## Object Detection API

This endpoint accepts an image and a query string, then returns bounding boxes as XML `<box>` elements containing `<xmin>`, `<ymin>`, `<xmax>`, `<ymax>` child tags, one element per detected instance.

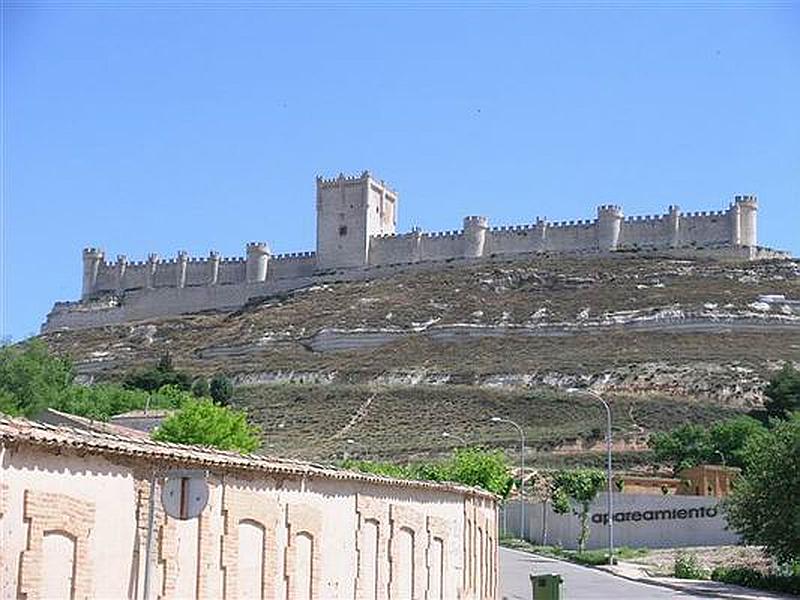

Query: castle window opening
<box><xmin>339</xmin><ymin>226</ymin><xmax>348</xmax><ymax>237</ymax></box>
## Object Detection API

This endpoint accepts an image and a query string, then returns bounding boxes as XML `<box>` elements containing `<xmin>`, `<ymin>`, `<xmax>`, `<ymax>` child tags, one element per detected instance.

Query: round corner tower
<box><xmin>463</xmin><ymin>215</ymin><xmax>489</xmax><ymax>258</ymax></box>
<box><xmin>245</xmin><ymin>242</ymin><xmax>271</xmax><ymax>283</ymax></box>
<box><xmin>596</xmin><ymin>205</ymin><xmax>624</xmax><ymax>251</ymax></box>
<box><xmin>732</xmin><ymin>195</ymin><xmax>758</xmax><ymax>247</ymax></box>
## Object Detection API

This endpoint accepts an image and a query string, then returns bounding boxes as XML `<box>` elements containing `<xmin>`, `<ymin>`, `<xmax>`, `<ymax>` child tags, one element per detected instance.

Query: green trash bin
<box><xmin>530</xmin><ymin>573</ymin><xmax>564</xmax><ymax>600</ymax></box>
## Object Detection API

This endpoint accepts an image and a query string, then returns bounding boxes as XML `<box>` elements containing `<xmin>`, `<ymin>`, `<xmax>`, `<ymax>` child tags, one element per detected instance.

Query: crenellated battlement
<box><xmin>246</xmin><ymin>241</ymin><xmax>270</xmax><ymax>251</ymax></box>
<box><xmin>59</xmin><ymin>171</ymin><xmax>777</xmax><ymax>330</ymax></box>
<box><xmin>273</xmin><ymin>251</ymin><xmax>316</xmax><ymax>260</ymax></box>
<box><xmin>624</xmin><ymin>214</ymin><xmax>668</xmax><ymax>222</ymax></box>
<box><xmin>315</xmin><ymin>170</ymin><xmax>397</xmax><ymax>195</ymax></box>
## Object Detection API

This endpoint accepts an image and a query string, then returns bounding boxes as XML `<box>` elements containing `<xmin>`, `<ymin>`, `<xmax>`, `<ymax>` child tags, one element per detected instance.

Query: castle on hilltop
<box><xmin>45</xmin><ymin>171</ymin><xmax>783</xmax><ymax>331</ymax></box>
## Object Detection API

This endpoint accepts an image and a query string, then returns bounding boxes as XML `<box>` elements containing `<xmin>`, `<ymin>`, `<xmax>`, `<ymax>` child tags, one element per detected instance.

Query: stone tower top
<box><xmin>315</xmin><ymin>171</ymin><xmax>397</xmax><ymax>270</ymax></box>
<box><xmin>733</xmin><ymin>194</ymin><xmax>758</xmax><ymax>207</ymax></box>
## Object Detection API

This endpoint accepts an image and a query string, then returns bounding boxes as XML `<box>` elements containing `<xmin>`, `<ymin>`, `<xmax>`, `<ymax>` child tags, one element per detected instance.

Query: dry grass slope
<box><xmin>233</xmin><ymin>383</ymin><xmax>741</xmax><ymax>464</ymax></box>
<box><xmin>40</xmin><ymin>255</ymin><xmax>800</xmax><ymax>462</ymax></box>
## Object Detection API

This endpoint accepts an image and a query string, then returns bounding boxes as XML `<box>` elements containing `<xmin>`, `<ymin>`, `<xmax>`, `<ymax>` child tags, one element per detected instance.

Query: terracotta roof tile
<box><xmin>0</xmin><ymin>415</ymin><xmax>496</xmax><ymax>500</ymax></box>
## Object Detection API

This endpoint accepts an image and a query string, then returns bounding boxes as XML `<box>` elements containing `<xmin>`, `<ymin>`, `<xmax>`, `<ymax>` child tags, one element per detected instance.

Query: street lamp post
<box><xmin>568</xmin><ymin>388</ymin><xmax>614</xmax><ymax>565</ymax></box>
<box><xmin>442</xmin><ymin>431</ymin><xmax>467</xmax><ymax>446</ymax></box>
<box><xmin>490</xmin><ymin>417</ymin><xmax>526</xmax><ymax>540</ymax></box>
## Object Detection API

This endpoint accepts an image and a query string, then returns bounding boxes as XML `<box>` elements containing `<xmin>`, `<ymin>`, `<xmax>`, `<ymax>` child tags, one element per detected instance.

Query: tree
<box><xmin>708</xmin><ymin>416</ymin><xmax>768</xmax><ymax>469</ymax></box>
<box><xmin>650</xmin><ymin>417</ymin><xmax>769</xmax><ymax>472</ymax></box>
<box><xmin>57</xmin><ymin>384</ymin><xmax>152</xmax><ymax>421</ymax></box>
<box><xmin>152</xmin><ymin>399</ymin><xmax>262</xmax><ymax>453</ymax></box>
<box><xmin>210</xmin><ymin>375</ymin><xmax>233</xmax><ymax>406</ymax></box>
<box><xmin>551</xmin><ymin>468</ymin><xmax>607</xmax><ymax>553</ymax></box>
<box><xmin>191</xmin><ymin>377</ymin><xmax>210</xmax><ymax>398</ymax></box>
<box><xmin>442</xmin><ymin>447</ymin><xmax>514</xmax><ymax>498</ymax></box>
<box><xmin>123</xmin><ymin>353</ymin><xmax>192</xmax><ymax>392</ymax></box>
<box><xmin>648</xmin><ymin>424</ymin><xmax>713</xmax><ymax>472</ymax></box>
<box><xmin>0</xmin><ymin>339</ymin><xmax>73</xmax><ymax>417</ymax></box>
<box><xmin>0</xmin><ymin>343</ymin><xmax>199</xmax><ymax>422</ymax></box>
<box><xmin>763</xmin><ymin>364</ymin><xmax>800</xmax><ymax>419</ymax></box>
<box><xmin>342</xmin><ymin>447</ymin><xmax>514</xmax><ymax>497</ymax></box>
<box><xmin>723</xmin><ymin>413</ymin><xmax>800</xmax><ymax>564</ymax></box>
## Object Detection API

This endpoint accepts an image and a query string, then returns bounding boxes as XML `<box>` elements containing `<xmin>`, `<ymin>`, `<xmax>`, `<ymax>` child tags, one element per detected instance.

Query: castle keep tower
<box><xmin>596</xmin><ymin>205</ymin><xmax>624</xmax><ymax>251</ymax></box>
<box><xmin>81</xmin><ymin>248</ymin><xmax>104</xmax><ymax>299</ymax></box>
<box><xmin>315</xmin><ymin>171</ymin><xmax>397</xmax><ymax>269</ymax></box>
<box><xmin>732</xmin><ymin>195</ymin><xmax>758</xmax><ymax>247</ymax></box>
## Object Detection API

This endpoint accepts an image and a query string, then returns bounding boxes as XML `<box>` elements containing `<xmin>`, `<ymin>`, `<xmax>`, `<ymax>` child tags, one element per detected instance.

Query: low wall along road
<box><xmin>502</xmin><ymin>493</ymin><xmax>740</xmax><ymax>550</ymax></box>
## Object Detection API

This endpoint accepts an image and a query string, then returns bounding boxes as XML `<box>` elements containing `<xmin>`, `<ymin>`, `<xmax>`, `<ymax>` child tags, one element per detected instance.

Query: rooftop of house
<box><xmin>0</xmin><ymin>415</ymin><xmax>496</xmax><ymax>500</ymax></box>
<box><xmin>35</xmin><ymin>408</ymin><xmax>150</xmax><ymax>439</ymax></box>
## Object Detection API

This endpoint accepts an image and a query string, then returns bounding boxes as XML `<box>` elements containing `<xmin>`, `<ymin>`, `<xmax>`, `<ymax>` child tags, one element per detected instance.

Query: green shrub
<box><xmin>0</xmin><ymin>341</ymin><xmax>191</xmax><ymax>421</ymax></box>
<box><xmin>343</xmin><ymin>447</ymin><xmax>513</xmax><ymax>497</ymax></box>
<box><xmin>711</xmin><ymin>566</ymin><xmax>800</xmax><ymax>595</ymax></box>
<box><xmin>763</xmin><ymin>364</ymin><xmax>800</xmax><ymax>419</ymax></box>
<box><xmin>444</xmin><ymin>447</ymin><xmax>514</xmax><ymax>497</ymax></box>
<box><xmin>673</xmin><ymin>552</ymin><xmax>708</xmax><ymax>580</ymax></box>
<box><xmin>152</xmin><ymin>399</ymin><xmax>262</xmax><ymax>453</ymax></box>
<box><xmin>191</xmin><ymin>377</ymin><xmax>210</xmax><ymax>398</ymax></box>
<box><xmin>0</xmin><ymin>339</ymin><xmax>73</xmax><ymax>417</ymax></box>
<box><xmin>649</xmin><ymin>415</ymin><xmax>768</xmax><ymax>472</ymax></box>
<box><xmin>341</xmin><ymin>459</ymin><xmax>411</xmax><ymax>479</ymax></box>
<box><xmin>210</xmin><ymin>375</ymin><xmax>234</xmax><ymax>406</ymax></box>
<box><xmin>123</xmin><ymin>352</ymin><xmax>192</xmax><ymax>392</ymax></box>
<box><xmin>56</xmin><ymin>385</ymin><xmax>151</xmax><ymax>421</ymax></box>
<box><xmin>724</xmin><ymin>413</ymin><xmax>800</xmax><ymax>564</ymax></box>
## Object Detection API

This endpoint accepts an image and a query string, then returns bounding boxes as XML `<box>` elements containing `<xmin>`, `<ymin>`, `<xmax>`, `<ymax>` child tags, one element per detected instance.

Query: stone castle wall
<box><xmin>45</xmin><ymin>171</ymin><xmax>773</xmax><ymax>331</ymax></box>
<box><xmin>367</xmin><ymin>201</ymin><xmax>757</xmax><ymax>268</ymax></box>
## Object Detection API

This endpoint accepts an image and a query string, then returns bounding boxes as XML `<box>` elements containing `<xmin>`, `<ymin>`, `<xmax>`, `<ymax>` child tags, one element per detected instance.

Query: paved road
<box><xmin>499</xmin><ymin>547</ymin><xmax>709</xmax><ymax>600</ymax></box>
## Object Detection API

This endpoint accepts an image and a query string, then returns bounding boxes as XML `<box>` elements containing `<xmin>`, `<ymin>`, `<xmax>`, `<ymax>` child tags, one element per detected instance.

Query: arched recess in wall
<box><xmin>478</xmin><ymin>525</ymin><xmax>485</xmax><ymax>599</ymax></box>
<box><xmin>463</xmin><ymin>498</ymin><xmax>496</xmax><ymax>599</ymax></box>
<box><xmin>360</xmin><ymin>519</ymin><xmax>380</xmax><ymax>600</ymax></box>
<box><xmin>388</xmin><ymin>504</ymin><xmax>427</xmax><ymax>599</ymax></box>
<box><xmin>394</xmin><ymin>526</ymin><xmax>415</xmax><ymax>599</ymax></box>
<box><xmin>355</xmin><ymin>494</ymin><xmax>390</xmax><ymax>600</ymax></box>
<box><xmin>292</xmin><ymin>532</ymin><xmax>314</xmax><ymax>600</ymax></box>
<box><xmin>426</xmin><ymin>515</ymin><xmax>451</xmax><ymax>600</ymax></box>
<box><xmin>428</xmin><ymin>536</ymin><xmax>444</xmax><ymax>600</ymax></box>
<box><xmin>220</xmin><ymin>487</ymin><xmax>280</xmax><ymax>600</ymax></box>
<box><xmin>42</xmin><ymin>530</ymin><xmax>77</xmax><ymax>599</ymax></box>
<box><xmin>238</xmin><ymin>519</ymin><xmax>266</xmax><ymax>600</ymax></box>
<box><xmin>18</xmin><ymin>490</ymin><xmax>95</xmax><ymax>599</ymax></box>
<box><xmin>285</xmin><ymin>504</ymin><xmax>322</xmax><ymax>600</ymax></box>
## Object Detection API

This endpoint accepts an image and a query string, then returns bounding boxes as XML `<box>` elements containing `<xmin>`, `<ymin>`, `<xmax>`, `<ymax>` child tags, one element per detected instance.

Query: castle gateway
<box><xmin>45</xmin><ymin>171</ymin><xmax>781</xmax><ymax>331</ymax></box>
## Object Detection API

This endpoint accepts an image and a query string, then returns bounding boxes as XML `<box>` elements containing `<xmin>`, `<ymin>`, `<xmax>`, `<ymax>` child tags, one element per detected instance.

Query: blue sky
<box><xmin>3</xmin><ymin>2</ymin><xmax>799</xmax><ymax>340</ymax></box>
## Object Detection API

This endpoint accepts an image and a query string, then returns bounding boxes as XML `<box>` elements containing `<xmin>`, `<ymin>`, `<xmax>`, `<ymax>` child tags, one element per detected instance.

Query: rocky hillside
<box><xmin>42</xmin><ymin>254</ymin><xmax>800</xmax><ymax>462</ymax></box>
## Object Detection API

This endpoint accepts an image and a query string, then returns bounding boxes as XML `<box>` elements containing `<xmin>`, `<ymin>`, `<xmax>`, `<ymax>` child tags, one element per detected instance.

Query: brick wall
<box><xmin>2</xmin><ymin>441</ymin><xmax>498</xmax><ymax>599</ymax></box>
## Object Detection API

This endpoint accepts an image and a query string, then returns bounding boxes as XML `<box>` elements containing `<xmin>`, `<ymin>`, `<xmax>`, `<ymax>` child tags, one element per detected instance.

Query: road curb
<box><xmin>594</xmin><ymin>566</ymin><xmax>736</xmax><ymax>599</ymax></box>
<box><xmin>500</xmin><ymin>546</ymin><xmax>789</xmax><ymax>600</ymax></box>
